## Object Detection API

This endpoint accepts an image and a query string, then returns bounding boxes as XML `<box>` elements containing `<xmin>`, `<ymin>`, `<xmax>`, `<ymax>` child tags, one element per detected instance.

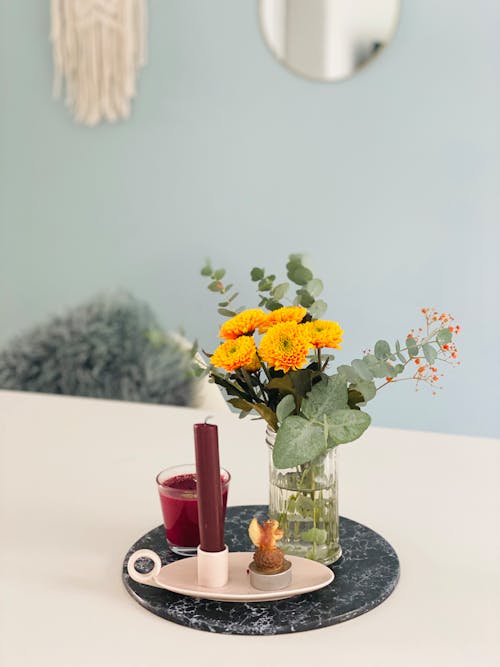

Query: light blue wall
<box><xmin>1</xmin><ymin>1</ymin><xmax>499</xmax><ymax>438</ymax></box>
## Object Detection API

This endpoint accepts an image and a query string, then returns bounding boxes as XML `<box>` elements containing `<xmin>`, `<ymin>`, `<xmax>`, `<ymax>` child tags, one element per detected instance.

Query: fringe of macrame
<box><xmin>50</xmin><ymin>0</ymin><xmax>148</xmax><ymax>126</ymax></box>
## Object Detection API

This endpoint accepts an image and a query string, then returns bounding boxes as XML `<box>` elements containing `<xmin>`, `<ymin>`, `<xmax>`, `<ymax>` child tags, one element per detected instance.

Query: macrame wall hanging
<box><xmin>50</xmin><ymin>0</ymin><xmax>148</xmax><ymax>127</ymax></box>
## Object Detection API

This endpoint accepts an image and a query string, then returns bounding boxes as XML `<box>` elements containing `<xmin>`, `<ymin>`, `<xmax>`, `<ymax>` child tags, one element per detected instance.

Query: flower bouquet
<box><xmin>198</xmin><ymin>254</ymin><xmax>460</xmax><ymax>564</ymax></box>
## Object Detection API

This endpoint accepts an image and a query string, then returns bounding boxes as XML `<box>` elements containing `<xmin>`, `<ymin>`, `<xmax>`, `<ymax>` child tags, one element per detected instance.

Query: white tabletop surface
<box><xmin>1</xmin><ymin>390</ymin><xmax>499</xmax><ymax>666</ymax></box>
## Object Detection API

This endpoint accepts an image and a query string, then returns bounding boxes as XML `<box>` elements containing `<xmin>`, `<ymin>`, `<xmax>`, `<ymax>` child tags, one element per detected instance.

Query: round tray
<box><xmin>122</xmin><ymin>505</ymin><xmax>400</xmax><ymax>635</ymax></box>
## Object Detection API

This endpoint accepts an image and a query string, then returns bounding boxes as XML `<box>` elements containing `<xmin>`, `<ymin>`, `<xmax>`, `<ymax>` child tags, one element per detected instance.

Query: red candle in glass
<box><xmin>194</xmin><ymin>422</ymin><xmax>225</xmax><ymax>552</ymax></box>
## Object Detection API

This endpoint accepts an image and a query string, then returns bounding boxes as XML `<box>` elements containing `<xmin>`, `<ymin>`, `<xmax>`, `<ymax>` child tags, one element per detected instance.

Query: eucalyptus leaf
<box><xmin>436</xmin><ymin>328</ymin><xmax>452</xmax><ymax>346</ymax></box>
<box><xmin>422</xmin><ymin>342</ymin><xmax>438</xmax><ymax>364</ymax></box>
<box><xmin>347</xmin><ymin>389</ymin><xmax>364</xmax><ymax>409</ymax></box>
<box><xmin>309</xmin><ymin>299</ymin><xmax>327</xmax><ymax>319</ymax></box>
<box><xmin>296</xmin><ymin>495</ymin><xmax>315</xmax><ymax>515</ymax></box>
<box><xmin>374</xmin><ymin>340</ymin><xmax>391</xmax><ymax>361</ymax></box>
<box><xmin>213</xmin><ymin>269</ymin><xmax>226</xmax><ymax>280</ymax></box>
<box><xmin>201</xmin><ymin>264</ymin><xmax>212</xmax><ymax>276</ymax></box>
<box><xmin>301</xmin><ymin>528</ymin><xmax>327</xmax><ymax>544</ymax></box>
<box><xmin>301</xmin><ymin>375</ymin><xmax>348</xmax><ymax>422</ymax></box>
<box><xmin>271</xmin><ymin>282</ymin><xmax>289</xmax><ymax>300</ymax></box>
<box><xmin>296</xmin><ymin>288</ymin><xmax>315</xmax><ymax>308</ymax></box>
<box><xmin>251</xmin><ymin>267</ymin><xmax>264</xmax><ymax>281</ymax></box>
<box><xmin>406</xmin><ymin>336</ymin><xmax>419</xmax><ymax>357</ymax></box>
<box><xmin>326</xmin><ymin>409</ymin><xmax>371</xmax><ymax>447</ymax></box>
<box><xmin>208</xmin><ymin>280</ymin><xmax>222</xmax><ymax>292</ymax></box>
<box><xmin>351</xmin><ymin>380</ymin><xmax>376</xmax><ymax>402</ymax></box>
<box><xmin>217</xmin><ymin>308</ymin><xmax>236</xmax><ymax>317</ymax></box>
<box><xmin>337</xmin><ymin>364</ymin><xmax>360</xmax><ymax>384</ymax></box>
<box><xmin>273</xmin><ymin>416</ymin><xmax>327</xmax><ymax>468</ymax></box>
<box><xmin>351</xmin><ymin>358</ymin><xmax>374</xmax><ymax>381</ymax></box>
<box><xmin>306</xmin><ymin>279</ymin><xmax>323</xmax><ymax>297</ymax></box>
<box><xmin>289</xmin><ymin>266</ymin><xmax>313</xmax><ymax>286</ymax></box>
<box><xmin>258</xmin><ymin>278</ymin><xmax>273</xmax><ymax>292</ymax></box>
<box><xmin>276</xmin><ymin>394</ymin><xmax>296</xmax><ymax>423</ymax></box>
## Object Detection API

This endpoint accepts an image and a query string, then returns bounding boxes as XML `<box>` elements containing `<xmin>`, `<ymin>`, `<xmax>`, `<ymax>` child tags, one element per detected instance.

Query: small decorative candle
<box><xmin>193</xmin><ymin>422</ymin><xmax>225</xmax><ymax>553</ymax></box>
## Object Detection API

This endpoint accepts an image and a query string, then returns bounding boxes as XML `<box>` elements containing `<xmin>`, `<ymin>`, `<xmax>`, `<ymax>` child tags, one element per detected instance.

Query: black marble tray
<box><xmin>122</xmin><ymin>505</ymin><xmax>399</xmax><ymax>635</ymax></box>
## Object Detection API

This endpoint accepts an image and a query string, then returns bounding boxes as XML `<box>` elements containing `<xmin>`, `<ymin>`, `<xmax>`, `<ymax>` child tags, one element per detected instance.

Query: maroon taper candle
<box><xmin>193</xmin><ymin>422</ymin><xmax>224</xmax><ymax>552</ymax></box>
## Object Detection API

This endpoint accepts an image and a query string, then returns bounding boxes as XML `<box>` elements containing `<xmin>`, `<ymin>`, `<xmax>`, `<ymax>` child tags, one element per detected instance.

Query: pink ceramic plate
<box><xmin>127</xmin><ymin>550</ymin><xmax>334</xmax><ymax>602</ymax></box>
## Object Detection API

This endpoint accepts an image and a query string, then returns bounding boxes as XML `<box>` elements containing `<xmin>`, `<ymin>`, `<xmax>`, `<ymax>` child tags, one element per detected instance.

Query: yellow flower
<box><xmin>258</xmin><ymin>306</ymin><xmax>307</xmax><ymax>333</ymax></box>
<box><xmin>259</xmin><ymin>321</ymin><xmax>311</xmax><ymax>373</ymax></box>
<box><xmin>218</xmin><ymin>309</ymin><xmax>266</xmax><ymax>340</ymax></box>
<box><xmin>210</xmin><ymin>337</ymin><xmax>259</xmax><ymax>372</ymax></box>
<box><xmin>304</xmin><ymin>320</ymin><xmax>343</xmax><ymax>349</ymax></box>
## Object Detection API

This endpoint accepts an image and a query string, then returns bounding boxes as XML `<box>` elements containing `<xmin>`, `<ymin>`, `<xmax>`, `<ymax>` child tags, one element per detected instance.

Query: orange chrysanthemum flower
<box><xmin>258</xmin><ymin>306</ymin><xmax>307</xmax><ymax>333</ymax></box>
<box><xmin>259</xmin><ymin>321</ymin><xmax>311</xmax><ymax>373</ymax></box>
<box><xmin>304</xmin><ymin>320</ymin><xmax>343</xmax><ymax>349</ymax></box>
<box><xmin>210</xmin><ymin>337</ymin><xmax>259</xmax><ymax>372</ymax></box>
<box><xmin>218</xmin><ymin>309</ymin><xmax>266</xmax><ymax>340</ymax></box>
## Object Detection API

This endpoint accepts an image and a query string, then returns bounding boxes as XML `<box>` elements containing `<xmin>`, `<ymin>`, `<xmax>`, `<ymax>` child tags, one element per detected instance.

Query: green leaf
<box><xmin>288</xmin><ymin>265</ymin><xmax>313</xmax><ymax>286</ymax></box>
<box><xmin>201</xmin><ymin>264</ymin><xmax>212</xmax><ymax>277</ymax></box>
<box><xmin>270</xmin><ymin>282</ymin><xmax>289</xmax><ymax>300</ymax></box>
<box><xmin>347</xmin><ymin>389</ymin><xmax>364</xmax><ymax>409</ymax></box>
<box><xmin>252</xmin><ymin>404</ymin><xmax>278</xmax><ymax>431</ymax></box>
<box><xmin>374</xmin><ymin>340</ymin><xmax>391</xmax><ymax>361</ymax></box>
<box><xmin>228</xmin><ymin>397</ymin><xmax>254</xmax><ymax>413</ymax></box>
<box><xmin>227</xmin><ymin>292</ymin><xmax>239</xmax><ymax>304</ymax></box>
<box><xmin>383</xmin><ymin>363</ymin><xmax>398</xmax><ymax>378</ymax></box>
<box><xmin>422</xmin><ymin>342</ymin><xmax>438</xmax><ymax>364</ymax></box>
<box><xmin>351</xmin><ymin>380</ymin><xmax>376</xmax><ymax>402</ymax></box>
<box><xmin>406</xmin><ymin>336</ymin><xmax>419</xmax><ymax>357</ymax></box>
<box><xmin>266</xmin><ymin>375</ymin><xmax>294</xmax><ymax>395</ymax></box>
<box><xmin>301</xmin><ymin>528</ymin><xmax>327</xmax><ymax>544</ymax></box>
<box><xmin>251</xmin><ymin>267</ymin><xmax>264</xmax><ymax>281</ymax></box>
<box><xmin>217</xmin><ymin>308</ymin><xmax>236</xmax><ymax>317</ymax></box>
<box><xmin>296</xmin><ymin>288</ymin><xmax>315</xmax><ymax>308</ymax></box>
<box><xmin>266</xmin><ymin>300</ymin><xmax>283</xmax><ymax>311</ymax></box>
<box><xmin>395</xmin><ymin>340</ymin><xmax>406</xmax><ymax>364</ymax></box>
<box><xmin>213</xmin><ymin>269</ymin><xmax>226</xmax><ymax>280</ymax></box>
<box><xmin>309</xmin><ymin>299</ymin><xmax>327</xmax><ymax>319</ymax></box>
<box><xmin>301</xmin><ymin>375</ymin><xmax>348</xmax><ymax>421</ymax></box>
<box><xmin>351</xmin><ymin>358</ymin><xmax>374</xmax><ymax>381</ymax></box>
<box><xmin>326</xmin><ymin>409</ymin><xmax>371</xmax><ymax>447</ymax></box>
<box><xmin>276</xmin><ymin>394</ymin><xmax>296</xmax><ymax>423</ymax></box>
<box><xmin>295</xmin><ymin>495</ymin><xmax>314</xmax><ymax>516</ymax></box>
<box><xmin>394</xmin><ymin>363</ymin><xmax>405</xmax><ymax>375</ymax></box>
<box><xmin>290</xmin><ymin>369</ymin><xmax>316</xmax><ymax>399</ymax></box>
<box><xmin>436</xmin><ymin>328</ymin><xmax>452</xmax><ymax>346</ymax></box>
<box><xmin>211</xmin><ymin>374</ymin><xmax>248</xmax><ymax>399</ymax></box>
<box><xmin>208</xmin><ymin>280</ymin><xmax>223</xmax><ymax>292</ymax></box>
<box><xmin>337</xmin><ymin>364</ymin><xmax>360</xmax><ymax>384</ymax></box>
<box><xmin>306</xmin><ymin>278</ymin><xmax>323</xmax><ymax>297</ymax></box>
<box><xmin>273</xmin><ymin>417</ymin><xmax>326</xmax><ymax>468</ymax></box>
<box><xmin>258</xmin><ymin>277</ymin><xmax>274</xmax><ymax>292</ymax></box>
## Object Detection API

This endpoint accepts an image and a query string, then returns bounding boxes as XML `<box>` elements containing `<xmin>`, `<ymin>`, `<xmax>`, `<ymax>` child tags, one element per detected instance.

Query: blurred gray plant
<box><xmin>0</xmin><ymin>292</ymin><xmax>195</xmax><ymax>406</ymax></box>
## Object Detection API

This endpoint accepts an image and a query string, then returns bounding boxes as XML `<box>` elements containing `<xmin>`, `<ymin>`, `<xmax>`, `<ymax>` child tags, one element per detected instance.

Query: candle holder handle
<box><xmin>127</xmin><ymin>549</ymin><xmax>163</xmax><ymax>587</ymax></box>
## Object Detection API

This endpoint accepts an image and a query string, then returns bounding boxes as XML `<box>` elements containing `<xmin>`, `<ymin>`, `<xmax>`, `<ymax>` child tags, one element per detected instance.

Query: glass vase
<box><xmin>267</xmin><ymin>427</ymin><xmax>342</xmax><ymax>565</ymax></box>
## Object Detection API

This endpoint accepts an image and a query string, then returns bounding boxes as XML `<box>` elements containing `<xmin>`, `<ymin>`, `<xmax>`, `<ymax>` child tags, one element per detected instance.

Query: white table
<box><xmin>1</xmin><ymin>390</ymin><xmax>499</xmax><ymax>666</ymax></box>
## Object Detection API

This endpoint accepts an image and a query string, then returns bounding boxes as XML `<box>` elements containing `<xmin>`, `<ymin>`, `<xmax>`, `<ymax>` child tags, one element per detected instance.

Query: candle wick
<box><xmin>204</xmin><ymin>415</ymin><xmax>214</xmax><ymax>424</ymax></box>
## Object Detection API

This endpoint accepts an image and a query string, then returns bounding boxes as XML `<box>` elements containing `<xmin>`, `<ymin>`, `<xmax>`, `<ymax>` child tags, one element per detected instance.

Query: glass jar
<box><xmin>267</xmin><ymin>427</ymin><xmax>341</xmax><ymax>565</ymax></box>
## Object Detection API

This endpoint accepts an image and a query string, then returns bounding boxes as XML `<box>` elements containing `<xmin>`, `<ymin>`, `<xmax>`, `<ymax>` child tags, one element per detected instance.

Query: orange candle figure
<box><xmin>248</xmin><ymin>518</ymin><xmax>292</xmax><ymax>590</ymax></box>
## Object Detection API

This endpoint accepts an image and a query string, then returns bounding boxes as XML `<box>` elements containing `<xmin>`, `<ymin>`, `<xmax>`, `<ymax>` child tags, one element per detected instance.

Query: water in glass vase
<box><xmin>267</xmin><ymin>430</ymin><xmax>342</xmax><ymax>565</ymax></box>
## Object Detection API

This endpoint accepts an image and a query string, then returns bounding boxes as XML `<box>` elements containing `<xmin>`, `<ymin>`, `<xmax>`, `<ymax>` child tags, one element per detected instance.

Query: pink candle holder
<box><xmin>156</xmin><ymin>464</ymin><xmax>230</xmax><ymax>556</ymax></box>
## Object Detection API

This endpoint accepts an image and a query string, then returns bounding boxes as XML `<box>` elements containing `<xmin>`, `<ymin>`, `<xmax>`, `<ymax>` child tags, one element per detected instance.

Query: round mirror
<box><xmin>259</xmin><ymin>0</ymin><xmax>400</xmax><ymax>82</ymax></box>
